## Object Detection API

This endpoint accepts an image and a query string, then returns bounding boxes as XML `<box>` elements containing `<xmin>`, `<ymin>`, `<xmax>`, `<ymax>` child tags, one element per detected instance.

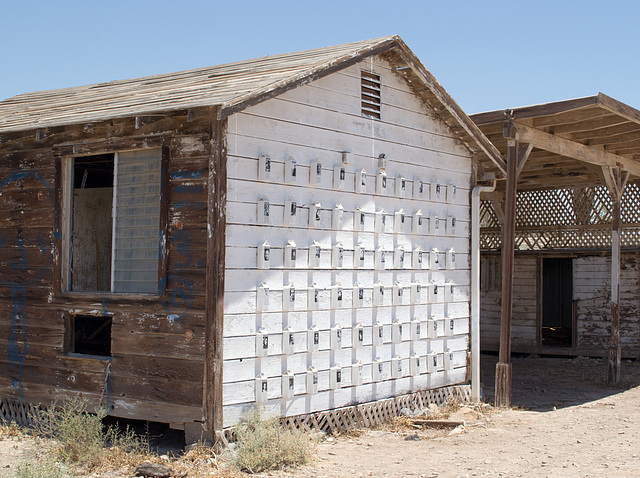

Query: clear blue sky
<box><xmin>1</xmin><ymin>0</ymin><xmax>638</xmax><ymax>114</ymax></box>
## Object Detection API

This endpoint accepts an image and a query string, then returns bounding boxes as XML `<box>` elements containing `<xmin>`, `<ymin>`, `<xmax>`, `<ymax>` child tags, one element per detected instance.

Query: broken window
<box><xmin>70</xmin><ymin>314</ymin><xmax>112</xmax><ymax>357</ymax></box>
<box><xmin>68</xmin><ymin>149</ymin><xmax>162</xmax><ymax>294</ymax></box>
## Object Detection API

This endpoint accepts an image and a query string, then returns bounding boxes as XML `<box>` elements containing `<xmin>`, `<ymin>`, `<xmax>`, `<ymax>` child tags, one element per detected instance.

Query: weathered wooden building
<box><xmin>470</xmin><ymin>95</ymin><xmax>640</xmax><ymax>399</ymax></box>
<box><xmin>0</xmin><ymin>35</ymin><xmax>503</xmax><ymax>440</ymax></box>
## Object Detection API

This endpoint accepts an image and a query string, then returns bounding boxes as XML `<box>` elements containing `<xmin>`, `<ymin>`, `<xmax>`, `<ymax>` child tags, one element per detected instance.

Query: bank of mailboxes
<box><xmin>255</xmin><ymin>154</ymin><xmax>457</xmax><ymax>202</ymax></box>
<box><xmin>255</xmin><ymin>201</ymin><xmax>454</xmax><ymax>237</ymax></box>
<box><xmin>256</xmin><ymin>279</ymin><xmax>455</xmax><ymax>312</ymax></box>
<box><xmin>254</xmin><ymin>350</ymin><xmax>457</xmax><ymax>400</ymax></box>
<box><xmin>253</xmin><ymin>153</ymin><xmax>462</xmax><ymax>402</ymax></box>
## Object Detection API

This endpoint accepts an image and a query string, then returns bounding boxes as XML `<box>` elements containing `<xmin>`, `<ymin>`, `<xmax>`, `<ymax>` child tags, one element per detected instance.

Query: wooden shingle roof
<box><xmin>0</xmin><ymin>35</ymin><xmax>503</xmax><ymax>168</ymax></box>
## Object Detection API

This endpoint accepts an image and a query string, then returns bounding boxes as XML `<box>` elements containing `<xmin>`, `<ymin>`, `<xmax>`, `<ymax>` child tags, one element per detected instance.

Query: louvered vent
<box><xmin>361</xmin><ymin>71</ymin><xmax>381</xmax><ymax>119</ymax></box>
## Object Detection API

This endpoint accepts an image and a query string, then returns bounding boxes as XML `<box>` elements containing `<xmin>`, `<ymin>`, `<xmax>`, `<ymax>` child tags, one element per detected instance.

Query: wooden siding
<box><xmin>480</xmin><ymin>255</ymin><xmax>538</xmax><ymax>351</ymax></box>
<box><xmin>480</xmin><ymin>252</ymin><xmax>640</xmax><ymax>358</ymax></box>
<box><xmin>0</xmin><ymin>112</ymin><xmax>213</xmax><ymax>424</ymax></box>
<box><xmin>574</xmin><ymin>254</ymin><xmax>640</xmax><ymax>356</ymax></box>
<box><xmin>223</xmin><ymin>58</ymin><xmax>472</xmax><ymax>428</ymax></box>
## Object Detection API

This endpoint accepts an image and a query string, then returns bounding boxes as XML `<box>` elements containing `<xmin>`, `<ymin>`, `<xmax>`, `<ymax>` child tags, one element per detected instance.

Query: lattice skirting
<box><xmin>279</xmin><ymin>384</ymin><xmax>470</xmax><ymax>434</ymax></box>
<box><xmin>0</xmin><ymin>397</ymin><xmax>40</xmax><ymax>427</ymax></box>
<box><xmin>215</xmin><ymin>384</ymin><xmax>471</xmax><ymax>447</ymax></box>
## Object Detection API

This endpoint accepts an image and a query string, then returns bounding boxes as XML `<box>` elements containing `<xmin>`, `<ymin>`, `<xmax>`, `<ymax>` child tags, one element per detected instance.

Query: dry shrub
<box><xmin>14</xmin><ymin>455</ymin><xmax>67</xmax><ymax>478</ymax></box>
<box><xmin>0</xmin><ymin>421</ymin><xmax>27</xmax><ymax>440</ymax></box>
<box><xmin>228</xmin><ymin>409</ymin><xmax>315</xmax><ymax>474</ymax></box>
<box><xmin>33</xmin><ymin>398</ymin><xmax>147</xmax><ymax>470</ymax></box>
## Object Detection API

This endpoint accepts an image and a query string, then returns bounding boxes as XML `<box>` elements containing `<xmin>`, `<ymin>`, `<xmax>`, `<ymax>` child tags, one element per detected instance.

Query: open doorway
<box><xmin>541</xmin><ymin>257</ymin><xmax>574</xmax><ymax>348</ymax></box>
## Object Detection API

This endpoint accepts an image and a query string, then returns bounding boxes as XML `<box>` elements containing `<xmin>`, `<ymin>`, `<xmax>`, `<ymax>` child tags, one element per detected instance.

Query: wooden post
<box><xmin>204</xmin><ymin>110</ymin><xmax>227</xmax><ymax>440</ymax></box>
<box><xmin>609</xmin><ymin>192</ymin><xmax>622</xmax><ymax>384</ymax></box>
<box><xmin>602</xmin><ymin>166</ymin><xmax>627</xmax><ymax>384</ymax></box>
<box><xmin>495</xmin><ymin>120</ymin><xmax>521</xmax><ymax>407</ymax></box>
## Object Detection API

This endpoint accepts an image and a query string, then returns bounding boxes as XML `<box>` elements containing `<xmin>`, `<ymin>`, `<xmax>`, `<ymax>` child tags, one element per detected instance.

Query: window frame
<box><xmin>56</xmin><ymin>140</ymin><xmax>170</xmax><ymax>298</ymax></box>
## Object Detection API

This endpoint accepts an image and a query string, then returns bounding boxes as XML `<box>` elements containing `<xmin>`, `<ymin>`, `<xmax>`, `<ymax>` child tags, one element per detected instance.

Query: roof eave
<box><xmin>389</xmin><ymin>38</ymin><xmax>506</xmax><ymax>174</ymax></box>
<box><xmin>217</xmin><ymin>36</ymin><xmax>400</xmax><ymax>120</ymax></box>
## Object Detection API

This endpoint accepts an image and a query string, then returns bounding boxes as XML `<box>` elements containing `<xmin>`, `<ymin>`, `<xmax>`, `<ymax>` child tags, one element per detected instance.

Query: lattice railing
<box><xmin>481</xmin><ymin>183</ymin><xmax>640</xmax><ymax>250</ymax></box>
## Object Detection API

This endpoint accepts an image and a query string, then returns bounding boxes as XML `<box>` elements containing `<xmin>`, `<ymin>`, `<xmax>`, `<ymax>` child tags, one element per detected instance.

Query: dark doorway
<box><xmin>541</xmin><ymin>258</ymin><xmax>573</xmax><ymax>348</ymax></box>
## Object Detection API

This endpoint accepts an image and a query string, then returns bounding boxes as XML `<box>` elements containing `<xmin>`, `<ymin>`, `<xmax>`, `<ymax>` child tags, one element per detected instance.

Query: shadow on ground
<box><xmin>481</xmin><ymin>352</ymin><xmax>640</xmax><ymax>412</ymax></box>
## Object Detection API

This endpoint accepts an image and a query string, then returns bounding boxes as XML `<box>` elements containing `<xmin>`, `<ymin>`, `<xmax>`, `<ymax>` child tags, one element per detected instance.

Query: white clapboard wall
<box><xmin>222</xmin><ymin>57</ymin><xmax>472</xmax><ymax>427</ymax></box>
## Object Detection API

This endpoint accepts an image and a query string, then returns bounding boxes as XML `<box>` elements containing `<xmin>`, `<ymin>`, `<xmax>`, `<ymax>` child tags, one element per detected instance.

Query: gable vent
<box><xmin>361</xmin><ymin>71</ymin><xmax>381</xmax><ymax>119</ymax></box>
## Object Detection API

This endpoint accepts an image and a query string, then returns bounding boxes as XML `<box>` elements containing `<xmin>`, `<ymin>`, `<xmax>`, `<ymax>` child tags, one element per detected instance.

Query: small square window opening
<box><xmin>70</xmin><ymin>315</ymin><xmax>112</xmax><ymax>357</ymax></box>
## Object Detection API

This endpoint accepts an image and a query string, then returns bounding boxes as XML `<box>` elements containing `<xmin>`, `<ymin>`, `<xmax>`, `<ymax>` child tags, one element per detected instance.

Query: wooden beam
<box><xmin>490</xmin><ymin>191</ymin><xmax>505</xmax><ymax>226</ymax></box>
<box><xmin>470</xmin><ymin>95</ymin><xmax>600</xmax><ymax>126</ymax></box>
<box><xmin>135</xmin><ymin>115</ymin><xmax>167</xmax><ymax>129</ymax></box>
<box><xmin>551</xmin><ymin>115</ymin><xmax>628</xmax><ymax>135</ymax></box>
<box><xmin>514</xmin><ymin>122</ymin><xmax>640</xmax><ymax>177</ymax></box>
<box><xmin>598</xmin><ymin>92</ymin><xmax>640</xmax><ymax>125</ymax></box>
<box><xmin>204</xmin><ymin>109</ymin><xmax>227</xmax><ymax>440</ymax></box>
<box><xmin>516</xmin><ymin>143</ymin><xmax>533</xmax><ymax>177</ymax></box>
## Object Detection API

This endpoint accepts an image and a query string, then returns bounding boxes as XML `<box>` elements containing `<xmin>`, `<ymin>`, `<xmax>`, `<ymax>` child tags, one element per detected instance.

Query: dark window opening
<box><xmin>71</xmin><ymin>154</ymin><xmax>115</xmax><ymax>292</ymax></box>
<box><xmin>72</xmin><ymin>315</ymin><xmax>112</xmax><ymax>357</ymax></box>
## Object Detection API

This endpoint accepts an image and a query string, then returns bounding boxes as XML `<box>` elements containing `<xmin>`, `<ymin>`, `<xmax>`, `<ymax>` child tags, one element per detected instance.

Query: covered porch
<box><xmin>470</xmin><ymin>93</ymin><xmax>640</xmax><ymax>405</ymax></box>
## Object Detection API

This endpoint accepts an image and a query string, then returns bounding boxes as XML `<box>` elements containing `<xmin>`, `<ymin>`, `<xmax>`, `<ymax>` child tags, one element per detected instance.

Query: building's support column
<box><xmin>603</xmin><ymin>166</ymin><xmax>628</xmax><ymax>385</ymax></box>
<box><xmin>205</xmin><ymin>110</ymin><xmax>228</xmax><ymax>443</ymax></box>
<box><xmin>495</xmin><ymin>120</ymin><xmax>531</xmax><ymax>407</ymax></box>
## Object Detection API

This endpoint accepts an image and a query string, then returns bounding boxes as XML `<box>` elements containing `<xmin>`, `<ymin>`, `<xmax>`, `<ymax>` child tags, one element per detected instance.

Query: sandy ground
<box><xmin>1</xmin><ymin>354</ymin><xmax>639</xmax><ymax>478</ymax></box>
<box><xmin>268</xmin><ymin>354</ymin><xmax>640</xmax><ymax>478</ymax></box>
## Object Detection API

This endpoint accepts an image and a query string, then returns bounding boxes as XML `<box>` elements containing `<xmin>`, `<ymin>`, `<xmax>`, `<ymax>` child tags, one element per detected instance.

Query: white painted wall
<box><xmin>222</xmin><ymin>57</ymin><xmax>472</xmax><ymax>427</ymax></box>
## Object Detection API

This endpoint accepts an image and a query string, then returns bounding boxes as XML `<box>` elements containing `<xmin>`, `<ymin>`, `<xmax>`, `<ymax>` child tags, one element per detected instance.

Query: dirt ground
<box><xmin>268</xmin><ymin>354</ymin><xmax>640</xmax><ymax>478</ymax></box>
<box><xmin>1</xmin><ymin>354</ymin><xmax>640</xmax><ymax>478</ymax></box>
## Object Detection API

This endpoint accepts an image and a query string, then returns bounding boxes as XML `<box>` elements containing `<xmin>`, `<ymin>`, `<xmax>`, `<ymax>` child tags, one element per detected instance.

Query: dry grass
<box><xmin>0</xmin><ymin>422</ymin><xmax>28</xmax><ymax>440</ymax></box>
<box><xmin>227</xmin><ymin>409</ymin><xmax>316</xmax><ymax>474</ymax></box>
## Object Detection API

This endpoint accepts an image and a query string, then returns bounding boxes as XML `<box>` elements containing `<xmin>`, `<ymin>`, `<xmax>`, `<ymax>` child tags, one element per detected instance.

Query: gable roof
<box><xmin>0</xmin><ymin>35</ymin><xmax>503</xmax><ymax>168</ymax></box>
